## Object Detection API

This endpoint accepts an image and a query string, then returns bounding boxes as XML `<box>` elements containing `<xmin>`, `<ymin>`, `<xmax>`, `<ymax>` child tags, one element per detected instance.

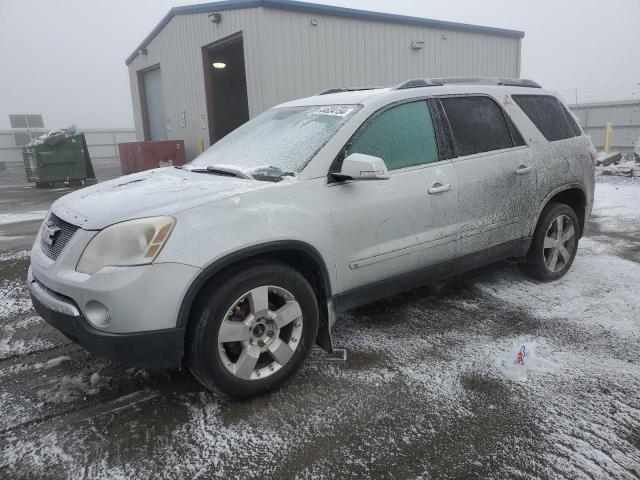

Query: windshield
<box><xmin>189</xmin><ymin>104</ymin><xmax>360</xmax><ymax>178</ymax></box>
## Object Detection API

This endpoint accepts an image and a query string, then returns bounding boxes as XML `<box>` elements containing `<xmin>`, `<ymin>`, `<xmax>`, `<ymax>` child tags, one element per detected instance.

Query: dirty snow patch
<box><xmin>479</xmin><ymin>180</ymin><xmax>640</xmax><ymax>334</ymax></box>
<box><xmin>591</xmin><ymin>180</ymin><xmax>640</xmax><ymax>234</ymax></box>
<box><xmin>36</xmin><ymin>374</ymin><xmax>105</xmax><ymax>403</ymax></box>
<box><xmin>0</xmin><ymin>211</ymin><xmax>47</xmax><ymax>226</ymax></box>
<box><xmin>0</xmin><ymin>250</ymin><xmax>30</xmax><ymax>262</ymax></box>
<box><xmin>0</xmin><ymin>315</ymin><xmax>52</xmax><ymax>358</ymax></box>
<box><xmin>0</xmin><ymin>234</ymin><xmax>28</xmax><ymax>243</ymax></box>
<box><xmin>477</xmin><ymin>249</ymin><xmax>640</xmax><ymax>334</ymax></box>
<box><xmin>34</xmin><ymin>356</ymin><xmax>71</xmax><ymax>370</ymax></box>
<box><xmin>0</xmin><ymin>279</ymin><xmax>33</xmax><ymax>319</ymax></box>
<box><xmin>1</xmin><ymin>432</ymin><xmax>72</xmax><ymax>470</ymax></box>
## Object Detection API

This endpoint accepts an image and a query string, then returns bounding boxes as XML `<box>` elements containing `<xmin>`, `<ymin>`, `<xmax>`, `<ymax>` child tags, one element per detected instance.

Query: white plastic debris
<box><xmin>498</xmin><ymin>342</ymin><xmax>536</xmax><ymax>382</ymax></box>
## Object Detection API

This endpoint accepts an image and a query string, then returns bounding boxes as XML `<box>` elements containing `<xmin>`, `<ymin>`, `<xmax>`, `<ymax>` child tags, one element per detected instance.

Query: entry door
<box><xmin>142</xmin><ymin>67</ymin><xmax>168</xmax><ymax>141</ymax></box>
<box><xmin>204</xmin><ymin>34</ymin><xmax>250</xmax><ymax>143</ymax></box>
<box><xmin>328</xmin><ymin>100</ymin><xmax>460</xmax><ymax>299</ymax></box>
<box><xmin>438</xmin><ymin>95</ymin><xmax>536</xmax><ymax>257</ymax></box>
<box><xmin>453</xmin><ymin>148</ymin><xmax>536</xmax><ymax>255</ymax></box>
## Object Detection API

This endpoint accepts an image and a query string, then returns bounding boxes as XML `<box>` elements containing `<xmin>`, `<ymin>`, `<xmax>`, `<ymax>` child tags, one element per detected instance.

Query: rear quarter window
<box><xmin>512</xmin><ymin>94</ymin><xmax>581</xmax><ymax>142</ymax></box>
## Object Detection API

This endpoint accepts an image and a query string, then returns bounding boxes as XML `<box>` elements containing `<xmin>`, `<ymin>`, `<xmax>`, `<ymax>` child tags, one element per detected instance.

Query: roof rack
<box><xmin>316</xmin><ymin>86</ymin><xmax>383</xmax><ymax>95</ymax></box>
<box><xmin>392</xmin><ymin>77</ymin><xmax>542</xmax><ymax>90</ymax></box>
<box><xmin>316</xmin><ymin>77</ymin><xmax>541</xmax><ymax>96</ymax></box>
<box><xmin>393</xmin><ymin>79</ymin><xmax>444</xmax><ymax>89</ymax></box>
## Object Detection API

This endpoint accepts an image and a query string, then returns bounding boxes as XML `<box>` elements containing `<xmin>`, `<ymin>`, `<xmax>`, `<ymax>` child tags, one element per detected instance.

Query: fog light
<box><xmin>85</xmin><ymin>301</ymin><xmax>111</xmax><ymax>328</ymax></box>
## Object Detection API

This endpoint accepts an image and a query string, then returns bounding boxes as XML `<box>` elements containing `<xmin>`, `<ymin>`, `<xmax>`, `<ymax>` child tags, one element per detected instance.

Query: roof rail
<box><xmin>316</xmin><ymin>86</ymin><xmax>383</xmax><ymax>95</ymax></box>
<box><xmin>434</xmin><ymin>77</ymin><xmax>542</xmax><ymax>88</ymax></box>
<box><xmin>392</xmin><ymin>79</ymin><xmax>444</xmax><ymax>90</ymax></box>
<box><xmin>392</xmin><ymin>77</ymin><xmax>542</xmax><ymax>90</ymax></box>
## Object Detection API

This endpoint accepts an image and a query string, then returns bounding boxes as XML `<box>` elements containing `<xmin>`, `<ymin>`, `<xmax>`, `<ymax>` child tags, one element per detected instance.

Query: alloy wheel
<box><xmin>218</xmin><ymin>286</ymin><xmax>303</xmax><ymax>380</ymax></box>
<box><xmin>543</xmin><ymin>214</ymin><xmax>577</xmax><ymax>273</ymax></box>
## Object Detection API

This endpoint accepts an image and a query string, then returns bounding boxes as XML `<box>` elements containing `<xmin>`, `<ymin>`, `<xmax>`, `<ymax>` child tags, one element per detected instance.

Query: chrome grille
<box><xmin>40</xmin><ymin>213</ymin><xmax>79</xmax><ymax>260</ymax></box>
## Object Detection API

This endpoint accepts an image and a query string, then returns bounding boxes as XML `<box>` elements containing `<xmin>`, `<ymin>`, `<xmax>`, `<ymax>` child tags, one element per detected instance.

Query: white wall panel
<box><xmin>128</xmin><ymin>6</ymin><xmax>521</xmax><ymax>160</ymax></box>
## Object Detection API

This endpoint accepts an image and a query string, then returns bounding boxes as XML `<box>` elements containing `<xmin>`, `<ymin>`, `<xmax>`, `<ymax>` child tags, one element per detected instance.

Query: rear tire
<box><xmin>187</xmin><ymin>262</ymin><xmax>319</xmax><ymax>400</ymax></box>
<box><xmin>519</xmin><ymin>202</ymin><xmax>580</xmax><ymax>282</ymax></box>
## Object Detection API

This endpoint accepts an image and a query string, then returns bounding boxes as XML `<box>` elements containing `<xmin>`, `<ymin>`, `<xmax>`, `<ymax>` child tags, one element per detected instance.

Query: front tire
<box><xmin>187</xmin><ymin>262</ymin><xmax>319</xmax><ymax>399</ymax></box>
<box><xmin>519</xmin><ymin>202</ymin><xmax>580</xmax><ymax>281</ymax></box>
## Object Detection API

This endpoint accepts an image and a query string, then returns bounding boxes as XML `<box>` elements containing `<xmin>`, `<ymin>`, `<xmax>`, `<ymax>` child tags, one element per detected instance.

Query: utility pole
<box><xmin>575</xmin><ymin>88</ymin><xmax>578</xmax><ymax>105</ymax></box>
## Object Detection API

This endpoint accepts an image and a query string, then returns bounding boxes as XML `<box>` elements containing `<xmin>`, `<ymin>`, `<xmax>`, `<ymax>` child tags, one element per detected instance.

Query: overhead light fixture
<box><xmin>208</xmin><ymin>12</ymin><xmax>222</xmax><ymax>23</ymax></box>
<box><xmin>212</xmin><ymin>62</ymin><xmax>226</xmax><ymax>69</ymax></box>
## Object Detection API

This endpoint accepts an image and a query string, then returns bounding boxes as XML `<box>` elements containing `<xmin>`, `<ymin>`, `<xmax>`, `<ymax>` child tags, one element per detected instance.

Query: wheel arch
<box><xmin>531</xmin><ymin>184</ymin><xmax>587</xmax><ymax>238</ymax></box>
<box><xmin>177</xmin><ymin>241</ymin><xmax>334</xmax><ymax>356</ymax></box>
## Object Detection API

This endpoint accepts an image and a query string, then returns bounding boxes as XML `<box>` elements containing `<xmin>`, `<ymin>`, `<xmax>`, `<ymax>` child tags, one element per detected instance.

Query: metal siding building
<box><xmin>570</xmin><ymin>100</ymin><xmax>640</xmax><ymax>153</ymax></box>
<box><xmin>126</xmin><ymin>0</ymin><xmax>524</xmax><ymax>160</ymax></box>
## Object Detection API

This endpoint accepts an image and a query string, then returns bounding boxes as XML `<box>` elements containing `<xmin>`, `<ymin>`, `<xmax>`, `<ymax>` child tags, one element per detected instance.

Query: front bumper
<box><xmin>30</xmin><ymin>229</ymin><xmax>200</xmax><ymax>334</ymax></box>
<box><xmin>29</xmin><ymin>277</ymin><xmax>185</xmax><ymax>369</ymax></box>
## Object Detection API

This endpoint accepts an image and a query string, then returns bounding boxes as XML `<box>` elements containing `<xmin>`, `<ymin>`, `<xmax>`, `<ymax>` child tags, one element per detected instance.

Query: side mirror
<box><xmin>333</xmin><ymin>153</ymin><xmax>390</xmax><ymax>181</ymax></box>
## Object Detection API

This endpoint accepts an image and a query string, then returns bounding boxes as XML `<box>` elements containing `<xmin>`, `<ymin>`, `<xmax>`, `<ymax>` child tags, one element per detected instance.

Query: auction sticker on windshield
<box><xmin>313</xmin><ymin>106</ymin><xmax>354</xmax><ymax>117</ymax></box>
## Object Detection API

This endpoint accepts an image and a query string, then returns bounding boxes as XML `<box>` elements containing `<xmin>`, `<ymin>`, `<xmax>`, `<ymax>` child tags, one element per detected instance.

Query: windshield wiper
<box><xmin>185</xmin><ymin>165</ymin><xmax>252</xmax><ymax>179</ymax></box>
<box><xmin>184</xmin><ymin>164</ymin><xmax>295</xmax><ymax>181</ymax></box>
<box><xmin>251</xmin><ymin>166</ymin><xmax>296</xmax><ymax>180</ymax></box>
<box><xmin>206</xmin><ymin>166</ymin><xmax>252</xmax><ymax>179</ymax></box>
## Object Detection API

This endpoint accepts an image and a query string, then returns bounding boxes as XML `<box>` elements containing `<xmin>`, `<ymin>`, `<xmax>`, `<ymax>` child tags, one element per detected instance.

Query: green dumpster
<box><xmin>22</xmin><ymin>133</ymin><xmax>96</xmax><ymax>188</ymax></box>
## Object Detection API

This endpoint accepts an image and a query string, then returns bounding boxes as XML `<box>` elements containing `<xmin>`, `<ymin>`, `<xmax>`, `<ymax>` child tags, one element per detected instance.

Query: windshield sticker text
<box><xmin>313</xmin><ymin>106</ymin><xmax>354</xmax><ymax>117</ymax></box>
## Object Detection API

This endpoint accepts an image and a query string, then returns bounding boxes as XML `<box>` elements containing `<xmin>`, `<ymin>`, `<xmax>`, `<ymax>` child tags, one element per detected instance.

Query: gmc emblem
<box><xmin>42</xmin><ymin>225</ymin><xmax>61</xmax><ymax>246</ymax></box>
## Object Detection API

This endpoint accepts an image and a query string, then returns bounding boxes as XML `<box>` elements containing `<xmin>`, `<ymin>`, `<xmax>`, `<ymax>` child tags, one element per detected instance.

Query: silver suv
<box><xmin>29</xmin><ymin>78</ymin><xmax>595</xmax><ymax>399</ymax></box>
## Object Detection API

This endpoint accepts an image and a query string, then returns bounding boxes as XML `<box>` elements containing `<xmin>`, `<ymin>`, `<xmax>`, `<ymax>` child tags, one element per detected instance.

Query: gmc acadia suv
<box><xmin>29</xmin><ymin>78</ymin><xmax>596</xmax><ymax>399</ymax></box>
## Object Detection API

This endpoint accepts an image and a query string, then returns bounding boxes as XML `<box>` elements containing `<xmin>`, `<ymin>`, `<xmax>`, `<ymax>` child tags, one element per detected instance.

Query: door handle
<box><xmin>515</xmin><ymin>165</ymin><xmax>533</xmax><ymax>175</ymax></box>
<box><xmin>428</xmin><ymin>183</ymin><xmax>452</xmax><ymax>194</ymax></box>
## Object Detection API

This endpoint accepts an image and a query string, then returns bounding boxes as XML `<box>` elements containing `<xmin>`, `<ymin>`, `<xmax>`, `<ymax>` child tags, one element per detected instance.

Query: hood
<box><xmin>53</xmin><ymin>167</ymin><xmax>275</xmax><ymax>230</ymax></box>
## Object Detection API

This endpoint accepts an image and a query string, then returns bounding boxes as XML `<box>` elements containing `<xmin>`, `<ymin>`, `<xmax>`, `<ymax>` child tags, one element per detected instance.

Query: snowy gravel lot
<box><xmin>0</xmin><ymin>174</ymin><xmax>639</xmax><ymax>479</ymax></box>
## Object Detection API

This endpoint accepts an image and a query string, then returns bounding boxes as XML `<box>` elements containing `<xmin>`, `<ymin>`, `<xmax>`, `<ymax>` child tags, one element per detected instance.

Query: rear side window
<box><xmin>346</xmin><ymin>101</ymin><xmax>439</xmax><ymax>170</ymax></box>
<box><xmin>440</xmin><ymin>96</ymin><xmax>515</xmax><ymax>156</ymax></box>
<box><xmin>512</xmin><ymin>94</ymin><xmax>581</xmax><ymax>141</ymax></box>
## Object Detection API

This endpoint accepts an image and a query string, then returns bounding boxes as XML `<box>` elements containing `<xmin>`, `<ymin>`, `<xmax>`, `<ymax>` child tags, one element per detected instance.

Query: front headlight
<box><xmin>76</xmin><ymin>216</ymin><xmax>175</xmax><ymax>275</ymax></box>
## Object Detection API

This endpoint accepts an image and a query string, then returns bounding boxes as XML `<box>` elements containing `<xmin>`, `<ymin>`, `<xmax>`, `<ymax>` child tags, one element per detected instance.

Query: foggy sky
<box><xmin>1</xmin><ymin>0</ymin><xmax>639</xmax><ymax>130</ymax></box>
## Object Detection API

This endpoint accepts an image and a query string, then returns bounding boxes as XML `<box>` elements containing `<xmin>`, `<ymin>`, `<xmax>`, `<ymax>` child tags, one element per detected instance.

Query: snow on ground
<box><xmin>590</xmin><ymin>178</ymin><xmax>640</xmax><ymax>235</ymax></box>
<box><xmin>473</xmin><ymin>178</ymin><xmax>640</xmax><ymax>478</ymax></box>
<box><xmin>0</xmin><ymin>315</ymin><xmax>53</xmax><ymax>359</ymax></box>
<box><xmin>0</xmin><ymin>177</ymin><xmax>638</xmax><ymax>479</ymax></box>
<box><xmin>0</xmin><ymin>252</ymin><xmax>56</xmax><ymax>359</ymax></box>
<box><xmin>478</xmin><ymin>178</ymin><xmax>640</xmax><ymax>335</ymax></box>
<box><xmin>0</xmin><ymin>211</ymin><xmax>47</xmax><ymax>226</ymax></box>
<box><xmin>478</xmin><ymin>249</ymin><xmax>640</xmax><ymax>334</ymax></box>
<box><xmin>35</xmin><ymin>373</ymin><xmax>105</xmax><ymax>403</ymax></box>
<box><xmin>0</xmin><ymin>279</ymin><xmax>33</xmax><ymax>323</ymax></box>
<box><xmin>0</xmin><ymin>250</ymin><xmax>30</xmax><ymax>262</ymax></box>
<box><xmin>1</xmin><ymin>432</ymin><xmax>72</xmax><ymax>471</ymax></box>
<box><xmin>33</xmin><ymin>356</ymin><xmax>71</xmax><ymax>370</ymax></box>
<box><xmin>593</xmin><ymin>178</ymin><xmax>640</xmax><ymax>218</ymax></box>
<box><xmin>0</xmin><ymin>234</ymin><xmax>28</xmax><ymax>243</ymax></box>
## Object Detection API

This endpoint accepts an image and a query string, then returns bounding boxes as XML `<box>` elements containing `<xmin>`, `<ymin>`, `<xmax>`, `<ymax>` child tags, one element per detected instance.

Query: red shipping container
<box><xmin>118</xmin><ymin>140</ymin><xmax>186</xmax><ymax>175</ymax></box>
